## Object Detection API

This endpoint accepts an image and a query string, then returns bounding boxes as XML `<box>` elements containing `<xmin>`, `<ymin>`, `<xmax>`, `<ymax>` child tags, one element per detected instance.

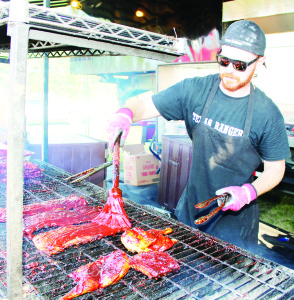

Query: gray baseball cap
<box><xmin>221</xmin><ymin>20</ymin><xmax>266</xmax><ymax>56</ymax></box>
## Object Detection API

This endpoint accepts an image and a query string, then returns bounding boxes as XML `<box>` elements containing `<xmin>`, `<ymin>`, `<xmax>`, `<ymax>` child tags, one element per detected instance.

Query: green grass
<box><xmin>257</xmin><ymin>190</ymin><xmax>294</xmax><ymax>233</ymax></box>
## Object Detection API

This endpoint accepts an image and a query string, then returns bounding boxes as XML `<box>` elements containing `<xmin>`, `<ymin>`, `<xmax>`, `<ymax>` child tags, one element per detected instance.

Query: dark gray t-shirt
<box><xmin>152</xmin><ymin>74</ymin><xmax>290</xmax><ymax>161</ymax></box>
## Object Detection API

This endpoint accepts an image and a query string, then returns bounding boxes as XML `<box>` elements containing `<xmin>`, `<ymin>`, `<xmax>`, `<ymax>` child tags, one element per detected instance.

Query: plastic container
<box><xmin>157</xmin><ymin>135</ymin><xmax>192</xmax><ymax>212</ymax></box>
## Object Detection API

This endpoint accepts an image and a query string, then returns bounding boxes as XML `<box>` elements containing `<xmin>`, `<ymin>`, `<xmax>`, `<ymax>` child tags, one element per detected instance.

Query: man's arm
<box><xmin>251</xmin><ymin>159</ymin><xmax>285</xmax><ymax>196</ymax></box>
<box><xmin>106</xmin><ymin>94</ymin><xmax>162</xmax><ymax>150</ymax></box>
<box><xmin>216</xmin><ymin>159</ymin><xmax>285</xmax><ymax>211</ymax></box>
<box><xmin>124</xmin><ymin>94</ymin><xmax>161</xmax><ymax>123</ymax></box>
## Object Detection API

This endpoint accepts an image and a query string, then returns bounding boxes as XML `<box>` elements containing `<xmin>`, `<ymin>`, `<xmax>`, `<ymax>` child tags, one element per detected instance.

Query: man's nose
<box><xmin>227</xmin><ymin>62</ymin><xmax>235</xmax><ymax>71</ymax></box>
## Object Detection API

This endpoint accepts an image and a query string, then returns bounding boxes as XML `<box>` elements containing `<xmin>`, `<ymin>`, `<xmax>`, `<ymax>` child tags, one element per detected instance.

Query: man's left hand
<box><xmin>215</xmin><ymin>184</ymin><xmax>257</xmax><ymax>211</ymax></box>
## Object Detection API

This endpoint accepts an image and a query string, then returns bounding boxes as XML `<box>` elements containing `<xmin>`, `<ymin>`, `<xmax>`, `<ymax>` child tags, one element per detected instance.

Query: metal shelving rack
<box><xmin>0</xmin><ymin>0</ymin><xmax>180</xmax><ymax>60</ymax></box>
<box><xmin>0</xmin><ymin>0</ymin><xmax>181</xmax><ymax>298</ymax></box>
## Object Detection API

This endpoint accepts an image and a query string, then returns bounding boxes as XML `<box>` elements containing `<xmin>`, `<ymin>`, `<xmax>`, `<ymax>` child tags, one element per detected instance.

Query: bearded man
<box><xmin>106</xmin><ymin>20</ymin><xmax>290</xmax><ymax>251</ymax></box>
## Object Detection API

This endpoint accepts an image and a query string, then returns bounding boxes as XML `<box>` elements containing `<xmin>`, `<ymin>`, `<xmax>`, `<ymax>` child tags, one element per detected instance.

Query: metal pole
<box><xmin>6</xmin><ymin>0</ymin><xmax>29</xmax><ymax>298</ymax></box>
<box><xmin>43</xmin><ymin>0</ymin><xmax>50</xmax><ymax>7</ymax></box>
<box><xmin>42</xmin><ymin>0</ymin><xmax>50</xmax><ymax>162</ymax></box>
<box><xmin>42</xmin><ymin>54</ymin><xmax>49</xmax><ymax>162</ymax></box>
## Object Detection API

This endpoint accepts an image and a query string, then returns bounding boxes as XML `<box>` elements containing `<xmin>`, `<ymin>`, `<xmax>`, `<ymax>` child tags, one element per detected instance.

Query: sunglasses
<box><xmin>216</xmin><ymin>54</ymin><xmax>260</xmax><ymax>72</ymax></box>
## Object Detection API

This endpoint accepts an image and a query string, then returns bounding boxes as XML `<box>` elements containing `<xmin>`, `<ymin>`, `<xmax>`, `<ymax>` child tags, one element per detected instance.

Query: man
<box><xmin>106</xmin><ymin>20</ymin><xmax>290</xmax><ymax>251</ymax></box>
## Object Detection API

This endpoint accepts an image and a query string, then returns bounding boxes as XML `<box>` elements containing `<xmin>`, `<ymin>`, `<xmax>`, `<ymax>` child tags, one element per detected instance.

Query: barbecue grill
<box><xmin>0</xmin><ymin>160</ymin><xmax>293</xmax><ymax>299</ymax></box>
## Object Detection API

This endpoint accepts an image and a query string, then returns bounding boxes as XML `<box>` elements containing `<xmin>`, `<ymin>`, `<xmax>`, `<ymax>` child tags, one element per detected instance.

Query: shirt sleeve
<box><xmin>257</xmin><ymin>103</ymin><xmax>291</xmax><ymax>161</ymax></box>
<box><xmin>152</xmin><ymin>80</ymin><xmax>185</xmax><ymax>121</ymax></box>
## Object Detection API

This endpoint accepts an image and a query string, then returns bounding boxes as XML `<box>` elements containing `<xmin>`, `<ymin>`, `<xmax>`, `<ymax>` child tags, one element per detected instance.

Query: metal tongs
<box><xmin>194</xmin><ymin>193</ymin><xmax>231</xmax><ymax>225</ymax></box>
<box><xmin>66</xmin><ymin>160</ymin><xmax>113</xmax><ymax>183</ymax></box>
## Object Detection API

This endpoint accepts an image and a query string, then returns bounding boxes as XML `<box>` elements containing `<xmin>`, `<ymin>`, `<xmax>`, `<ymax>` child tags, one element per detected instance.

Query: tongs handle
<box><xmin>66</xmin><ymin>160</ymin><xmax>113</xmax><ymax>183</ymax></box>
<box><xmin>194</xmin><ymin>193</ymin><xmax>230</xmax><ymax>225</ymax></box>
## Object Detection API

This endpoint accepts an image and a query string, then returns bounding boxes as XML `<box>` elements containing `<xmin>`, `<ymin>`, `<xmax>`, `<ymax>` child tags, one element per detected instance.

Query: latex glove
<box><xmin>215</xmin><ymin>183</ymin><xmax>257</xmax><ymax>211</ymax></box>
<box><xmin>106</xmin><ymin>108</ymin><xmax>133</xmax><ymax>152</ymax></box>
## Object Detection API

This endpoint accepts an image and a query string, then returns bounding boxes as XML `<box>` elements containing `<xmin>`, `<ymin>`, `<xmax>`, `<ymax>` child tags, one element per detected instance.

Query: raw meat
<box><xmin>24</xmin><ymin>206</ymin><xmax>102</xmax><ymax>239</ymax></box>
<box><xmin>60</xmin><ymin>250</ymin><xmax>129</xmax><ymax>300</ymax></box>
<box><xmin>121</xmin><ymin>227</ymin><xmax>177</xmax><ymax>253</ymax></box>
<box><xmin>130</xmin><ymin>251</ymin><xmax>180</xmax><ymax>279</ymax></box>
<box><xmin>0</xmin><ymin>194</ymin><xmax>88</xmax><ymax>222</ymax></box>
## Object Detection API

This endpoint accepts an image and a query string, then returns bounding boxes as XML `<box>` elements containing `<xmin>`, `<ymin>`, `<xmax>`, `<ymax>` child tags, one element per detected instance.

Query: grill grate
<box><xmin>0</xmin><ymin>159</ymin><xmax>293</xmax><ymax>299</ymax></box>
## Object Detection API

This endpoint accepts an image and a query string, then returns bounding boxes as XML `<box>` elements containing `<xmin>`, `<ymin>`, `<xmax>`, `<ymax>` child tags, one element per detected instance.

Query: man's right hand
<box><xmin>106</xmin><ymin>108</ymin><xmax>133</xmax><ymax>152</ymax></box>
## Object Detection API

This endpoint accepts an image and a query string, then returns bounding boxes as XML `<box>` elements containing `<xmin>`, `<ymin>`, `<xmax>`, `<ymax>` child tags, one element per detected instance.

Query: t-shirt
<box><xmin>152</xmin><ymin>73</ymin><xmax>290</xmax><ymax>161</ymax></box>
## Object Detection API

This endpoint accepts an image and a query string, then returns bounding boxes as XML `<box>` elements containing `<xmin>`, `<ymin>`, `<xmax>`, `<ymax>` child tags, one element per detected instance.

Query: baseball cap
<box><xmin>220</xmin><ymin>20</ymin><xmax>266</xmax><ymax>56</ymax></box>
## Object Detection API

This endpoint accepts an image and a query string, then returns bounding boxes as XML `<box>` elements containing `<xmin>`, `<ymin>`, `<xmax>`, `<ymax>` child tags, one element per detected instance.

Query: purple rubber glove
<box><xmin>215</xmin><ymin>183</ymin><xmax>257</xmax><ymax>211</ymax></box>
<box><xmin>106</xmin><ymin>108</ymin><xmax>133</xmax><ymax>152</ymax></box>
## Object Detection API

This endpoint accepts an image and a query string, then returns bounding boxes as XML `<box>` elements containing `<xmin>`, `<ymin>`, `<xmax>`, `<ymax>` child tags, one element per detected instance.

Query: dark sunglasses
<box><xmin>216</xmin><ymin>54</ymin><xmax>260</xmax><ymax>72</ymax></box>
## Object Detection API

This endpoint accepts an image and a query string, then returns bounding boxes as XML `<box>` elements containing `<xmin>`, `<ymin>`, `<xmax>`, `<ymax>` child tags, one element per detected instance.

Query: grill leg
<box><xmin>6</xmin><ymin>0</ymin><xmax>29</xmax><ymax>298</ymax></box>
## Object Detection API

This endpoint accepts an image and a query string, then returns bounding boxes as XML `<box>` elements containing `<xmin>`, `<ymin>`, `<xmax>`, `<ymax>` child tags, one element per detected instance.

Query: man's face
<box><xmin>219</xmin><ymin>45</ymin><xmax>258</xmax><ymax>92</ymax></box>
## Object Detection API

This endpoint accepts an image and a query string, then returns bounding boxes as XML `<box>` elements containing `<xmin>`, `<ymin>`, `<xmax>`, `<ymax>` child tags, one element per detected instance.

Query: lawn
<box><xmin>257</xmin><ymin>190</ymin><xmax>294</xmax><ymax>233</ymax></box>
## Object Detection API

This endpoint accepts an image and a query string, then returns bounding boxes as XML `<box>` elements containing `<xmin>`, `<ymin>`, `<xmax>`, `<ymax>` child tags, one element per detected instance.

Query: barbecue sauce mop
<box><xmin>91</xmin><ymin>136</ymin><xmax>131</xmax><ymax>230</ymax></box>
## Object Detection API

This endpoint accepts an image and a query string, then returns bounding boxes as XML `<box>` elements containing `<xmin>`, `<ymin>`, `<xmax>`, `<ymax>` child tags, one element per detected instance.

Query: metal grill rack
<box><xmin>0</xmin><ymin>160</ymin><xmax>293</xmax><ymax>299</ymax></box>
<box><xmin>0</xmin><ymin>1</ymin><xmax>181</xmax><ymax>60</ymax></box>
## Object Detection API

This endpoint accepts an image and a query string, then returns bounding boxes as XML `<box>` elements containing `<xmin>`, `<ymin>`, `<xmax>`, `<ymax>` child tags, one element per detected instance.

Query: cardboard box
<box><xmin>123</xmin><ymin>144</ymin><xmax>160</xmax><ymax>186</ymax></box>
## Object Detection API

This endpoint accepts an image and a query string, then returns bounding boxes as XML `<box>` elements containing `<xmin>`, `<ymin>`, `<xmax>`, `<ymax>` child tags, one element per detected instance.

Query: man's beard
<box><xmin>220</xmin><ymin>67</ymin><xmax>255</xmax><ymax>92</ymax></box>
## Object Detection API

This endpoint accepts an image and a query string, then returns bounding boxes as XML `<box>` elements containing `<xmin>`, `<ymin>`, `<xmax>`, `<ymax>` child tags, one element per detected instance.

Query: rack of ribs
<box><xmin>24</xmin><ymin>206</ymin><xmax>102</xmax><ymax>239</ymax></box>
<box><xmin>129</xmin><ymin>251</ymin><xmax>180</xmax><ymax>279</ymax></box>
<box><xmin>32</xmin><ymin>223</ymin><xmax>121</xmax><ymax>256</ymax></box>
<box><xmin>60</xmin><ymin>250</ymin><xmax>129</xmax><ymax>300</ymax></box>
<box><xmin>0</xmin><ymin>194</ymin><xmax>88</xmax><ymax>222</ymax></box>
<box><xmin>0</xmin><ymin>160</ymin><xmax>43</xmax><ymax>182</ymax></box>
<box><xmin>91</xmin><ymin>187</ymin><xmax>131</xmax><ymax>231</ymax></box>
<box><xmin>121</xmin><ymin>227</ymin><xmax>178</xmax><ymax>253</ymax></box>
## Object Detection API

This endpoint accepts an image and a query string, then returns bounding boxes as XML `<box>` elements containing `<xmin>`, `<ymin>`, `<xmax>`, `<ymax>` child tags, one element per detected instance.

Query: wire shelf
<box><xmin>0</xmin><ymin>1</ymin><xmax>181</xmax><ymax>59</ymax></box>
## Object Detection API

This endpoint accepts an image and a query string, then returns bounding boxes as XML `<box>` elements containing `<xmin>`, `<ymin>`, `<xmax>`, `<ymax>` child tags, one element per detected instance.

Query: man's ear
<box><xmin>257</xmin><ymin>56</ymin><xmax>266</xmax><ymax>69</ymax></box>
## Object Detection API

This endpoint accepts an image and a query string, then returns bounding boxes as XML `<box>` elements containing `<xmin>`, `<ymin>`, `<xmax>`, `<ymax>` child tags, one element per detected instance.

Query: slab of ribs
<box><xmin>24</xmin><ymin>206</ymin><xmax>102</xmax><ymax>239</ymax></box>
<box><xmin>0</xmin><ymin>194</ymin><xmax>88</xmax><ymax>222</ymax></box>
<box><xmin>33</xmin><ymin>188</ymin><xmax>131</xmax><ymax>256</ymax></box>
<box><xmin>121</xmin><ymin>227</ymin><xmax>178</xmax><ymax>253</ymax></box>
<box><xmin>60</xmin><ymin>250</ymin><xmax>129</xmax><ymax>300</ymax></box>
<box><xmin>130</xmin><ymin>251</ymin><xmax>180</xmax><ymax>279</ymax></box>
<box><xmin>0</xmin><ymin>160</ymin><xmax>43</xmax><ymax>182</ymax></box>
<box><xmin>33</xmin><ymin>223</ymin><xmax>122</xmax><ymax>256</ymax></box>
